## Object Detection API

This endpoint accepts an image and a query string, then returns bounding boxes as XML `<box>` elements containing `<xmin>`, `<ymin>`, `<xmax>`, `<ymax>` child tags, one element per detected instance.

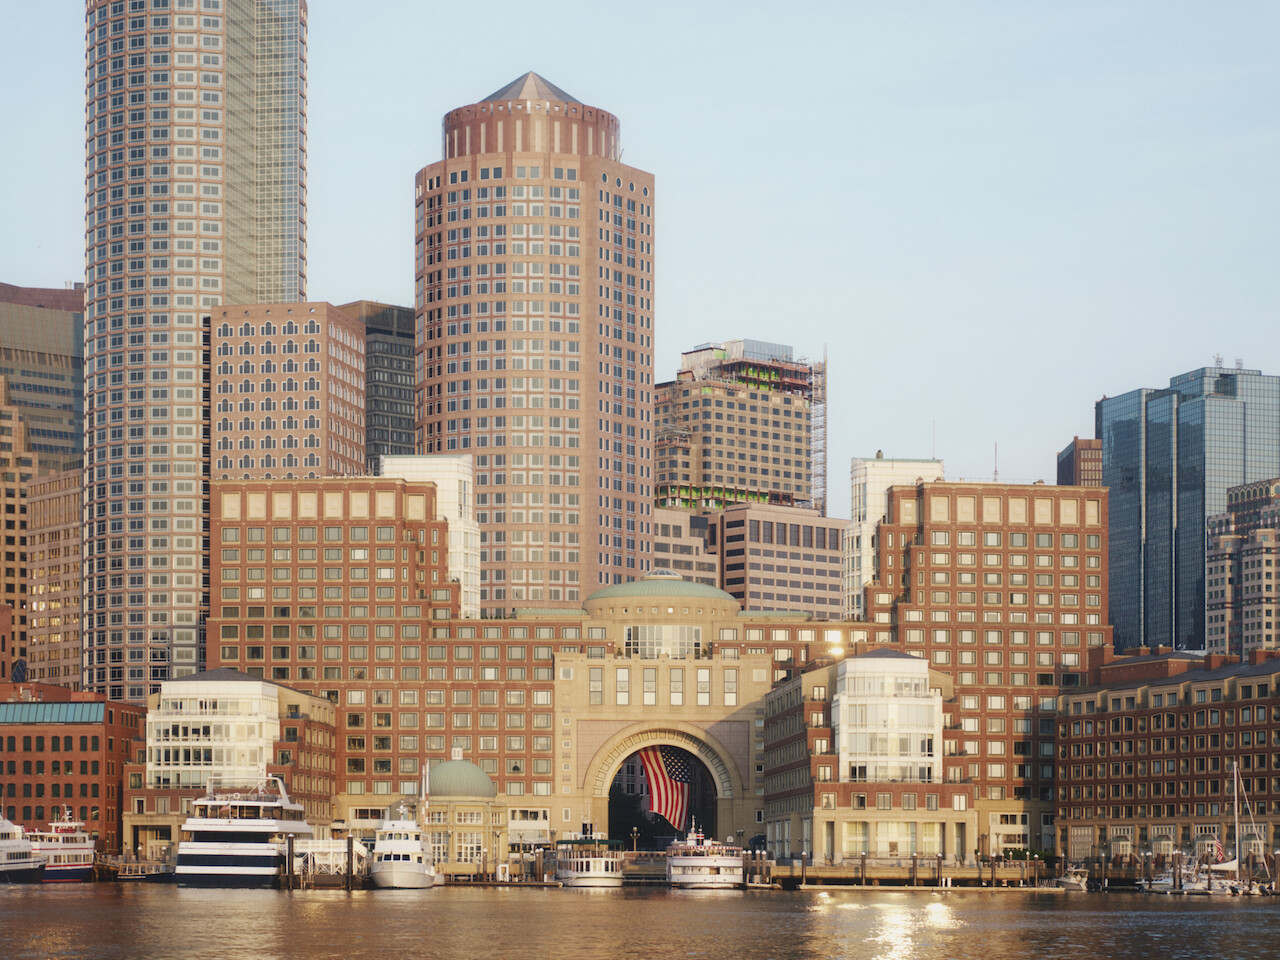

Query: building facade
<box><xmin>0</xmin><ymin>282</ymin><xmax>84</xmax><ymax>474</ymax></box>
<box><xmin>651</xmin><ymin>507</ymin><xmax>718</xmax><ymax>588</ymax></box>
<box><xmin>26</xmin><ymin>469</ymin><xmax>84</xmax><ymax>688</ymax></box>
<box><xmin>1056</xmin><ymin>646</ymin><xmax>1280</xmax><ymax>867</ymax></box>
<box><xmin>211</xmin><ymin>302</ymin><xmax>366</xmax><ymax>479</ymax></box>
<box><xmin>1056</xmin><ymin>436</ymin><xmax>1102</xmax><ymax>487</ymax></box>
<box><xmin>0</xmin><ymin>377</ymin><xmax>41</xmax><ymax>674</ymax></box>
<box><xmin>340</xmin><ymin>300</ymin><xmax>416</xmax><ymax>472</ymax></box>
<box><xmin>864</xmin><ymin>481</ymin><xmax>1112</xmax><ymax>855</ymax></box>
<box><xmin>0</xmin><ymin>682</ymin><xmax>144</xmax><ymax>854</ymax></box>
<box><xmin>1205</xmin><ymin>478</ymin><xmax>1280</xmax><ymax>657</ymax></box>
<box><xmin>843</xmin><ymin>454</ymin><xmax>945</xmax><ymax>620</ymax></box>
<box><xmin>379</xmin><ymin>455</ymin><xmax>481</xmax><ymax>619</ymax></box>
<box><xmin>705</xmin><ymin>502</ymin><xmax>846</xmax><ymax>619</ymax></box>
<box><xmin>656</xmin><ymin>340</ymin><xmax>822</xmax><ymax>513</ymax></box>
<box><xmin>414</xmin><ymin>72</ymin><xmax>656</xmax><ymax>614</ymax></box>
<box><xmin>83</xmin><ymin>0</ymin><xmax>308</xmax><ymax>702</ymax></box>
<box><xmin>1096</xmin><ymin>365</ymin><xmax>1280</xmax><ymax>650</ymax></box>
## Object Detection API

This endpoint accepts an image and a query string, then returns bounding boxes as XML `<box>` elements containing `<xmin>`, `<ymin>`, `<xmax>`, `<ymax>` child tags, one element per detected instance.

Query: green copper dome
<box><xmin>428</xmin><ymin>759</ymin><xmax>497</xmax><ymax>798</ymax></box>
<box><xmin>585</xmin><ymin>570</ymin><xmax>738</xmax><ymax>604</ymax></box>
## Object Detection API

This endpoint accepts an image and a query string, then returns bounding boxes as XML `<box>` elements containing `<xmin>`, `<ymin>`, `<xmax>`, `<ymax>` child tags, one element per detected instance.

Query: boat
<box><xmin>0</xmin><ymin>815</ymin><xmax>45</xmax><ymax>883</ymax></box>
<box><xmin>370</xmin><ymin>805</ymin><xmax>439</xmax><ymax>890</ymax></box>
<box><xmin>665</xmin><ymin>822</ymin><xmax>744</xmax><ymax>889</ymax></box>
<box><xmin>175</xmin><ymin>776</ymin><xmax>313</xmax><ymax>888</ymax></box>
<box><xmin>554</xmin><ymin>837</ymin><xmax>626</xmax><ymax>888</ymax></box>
<box><xmin>1054</xmin><ymin>865</ymin><xmax>1091</xmax><ymax>891</ymax></box>
<box><xmin>27</xmin><ymin>806</ymin><xmax>95</xmax><ymax>882</ymax></box>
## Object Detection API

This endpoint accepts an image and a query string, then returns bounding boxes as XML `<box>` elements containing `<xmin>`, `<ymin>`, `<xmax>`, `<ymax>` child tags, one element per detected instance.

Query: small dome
<box><xmin>585</xmin><ymin>570</ymin><xmax>738</xmax><ymax>605</ymax></box>
<box><xmin>429</xmin><ymin>759</ymin><xmax>497</xmax><ymax>798</ymax></box>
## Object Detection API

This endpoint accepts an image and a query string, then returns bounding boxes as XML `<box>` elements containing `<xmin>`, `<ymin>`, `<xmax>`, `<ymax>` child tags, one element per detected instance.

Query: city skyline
<box><xmin>4</xmin><ymin>3</ymin><xmax>1280</xmax><ymax>518</ymax></box>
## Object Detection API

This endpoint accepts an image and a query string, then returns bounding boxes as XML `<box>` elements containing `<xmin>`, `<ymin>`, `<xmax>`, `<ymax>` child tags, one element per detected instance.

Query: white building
<box><xmin>842</xmin><ymin>454</ymin><xmax>944</xmax><ymax>619</ymax></box>
<box><xmin>379</xmin><ymin>455</ymin><xmax>481</xmax><ymax>618</ymax></box>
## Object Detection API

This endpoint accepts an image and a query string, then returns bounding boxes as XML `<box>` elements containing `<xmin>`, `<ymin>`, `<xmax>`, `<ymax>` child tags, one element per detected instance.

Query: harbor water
<box><xmin>3</xmin><ymin>885</ymin><xmax>1280</xmax><ymax>959</ymax></box>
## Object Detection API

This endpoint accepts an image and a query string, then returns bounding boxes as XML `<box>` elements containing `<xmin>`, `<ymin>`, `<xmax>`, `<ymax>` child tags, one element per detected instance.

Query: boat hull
<box><xmin>558</xmin><ymin>873</ymin><xmax>625</xmax><ymax>888</ymax></box>
<box><xmin>42</xmin><ymin>864</ymin><xmax>96</xmax><ymax>883</ymax></box>
<box><xmin>667</xmin><ymin>854</ymin><xmax>744</xmax><ymax>889</ymax></box>
<box><xmin>0</xmin><ymin>862</ymin><xmax>46</xmax><ymax>884</ymax></box>
<box><xmin>370</xmin><ymin>864</ymin><xmax>436</xmax><ymax>889</ymax></box>
<box><xmin>176</xmin><ymin>842</ymin><xmax>284</xmax><ymax>888</ymax></box>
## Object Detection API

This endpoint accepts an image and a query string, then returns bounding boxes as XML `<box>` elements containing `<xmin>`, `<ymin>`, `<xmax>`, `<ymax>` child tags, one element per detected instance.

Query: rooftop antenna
<box><xmin>932</xmin><ymin>420</ymin><xmax>936</xmax><ymax>460</ymax></box>
<box><xmin>993</xmin><ymin>442</ymin><xmax>999</xmax><ymax>482</ymax></box>
<box><xmin>1214</xmin><ymin>353</ymin><xmax>1223</xmax><ymax>367</ymax></box>
<box><xmin>1236</xmin><ymin>358</ymin><xmax>1244</xmax><ymax>370</ymax></box>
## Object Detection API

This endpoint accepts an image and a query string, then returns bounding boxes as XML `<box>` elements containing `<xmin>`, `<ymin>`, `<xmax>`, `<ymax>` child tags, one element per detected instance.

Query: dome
<box><xmin>428</xmin><ymin>759</ymin><xmax>497</xmax><ymax>798</ymax></box>
<box><xmin>585</xmin><ymin>570</ymin><xmax>738</xmax><ymax>605</ymax></box>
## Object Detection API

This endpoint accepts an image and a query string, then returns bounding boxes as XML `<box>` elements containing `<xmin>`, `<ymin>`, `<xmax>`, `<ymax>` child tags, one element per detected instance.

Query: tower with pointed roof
<box><xmin>415</xmin><ymin>73</ymin><xmax>656</xmax><ymax>615</ymax></box>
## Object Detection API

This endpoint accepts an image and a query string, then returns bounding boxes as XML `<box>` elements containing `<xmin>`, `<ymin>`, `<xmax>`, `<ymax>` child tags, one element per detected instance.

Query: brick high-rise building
<box><xmin>414</xmin><ymin>72</ymin><xmax>656</xmax><ymax>614</ymax></box>
<box><xmin>210</xmin><ymin>303</ymin><xmax>365</xmax><ymax>480</ymax></box>
<box><xmin>863</xmin><ymin>480</ymin><xmax>1111</xmax><ymax>856</ymax></box>
<box><xmin>83</xmin><ymin>0</ymin><xmax>308</xmax><ymax>700</ymax></box>
<box><xmin>656</xmin><ymin>340</ymin><xmax>823</xmax><ymax>513</ymax></box>
<box><xmin>1056</xmin><ymin>436</ymin><xmax>1102</xmax><ymax>487</ymax></box>
<box><xmin>26</xmin><ymin>470</ymin><xmax>84</xmax><ymax>688</ymax></box>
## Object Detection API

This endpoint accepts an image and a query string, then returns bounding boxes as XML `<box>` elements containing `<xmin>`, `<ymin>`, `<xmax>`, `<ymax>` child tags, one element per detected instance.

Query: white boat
<box><xmin>1055</xmin><ymin>866</ymin><xmax>1090</xmax><ymax>891</ymax></box>
<box><xmin>27</xmin><ymin>806</ymin><xmax>94</xmax><ymax>882</ymax></box>
<box><xmin>175</xmin><ymin>776</ymin><xmax>313</xmax><ymax>888</ymax></box>
<box><xmin>0</xmin><ymin>815</ymin><xmax>45</xmax><ymax>883</ymax></box>
<box><xmin>370</xmin><ymin>809</ymin><xmax>438</xmax><ymax>890</ymax></box>
<box><xmin>554</xmin><ymin>837</ymin><xmax>626</xmax><ymax>887</ymax></box>
<box><xmin>666</xmin><ymin>824</ymin><xmax>744</xmax><ymax>889</ymax></box>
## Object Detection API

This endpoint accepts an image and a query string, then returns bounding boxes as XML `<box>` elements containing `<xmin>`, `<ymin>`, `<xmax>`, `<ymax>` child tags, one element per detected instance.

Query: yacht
<box><xmin>175</xmin><ymin>777</ymin><xmax>313</xmax><ymax>888</ymax></box>
<box><xmin>370</xmin><ymin>809</ymin><xmax>439</xmax><ymax>889</ymax></box>
<box><xmin>666</xmin><ymin>824</ymin><xmax>744</xmax><ymax>889</ymax></box>
<box><xmin>554</xmin><ymin>837</ymin><xmax>626</xmax><ymax>887</ymax></box>
<box><xmin>0</xmin><ymin>815</ymin><xmax>45</xmax><ymax>883</ymax></box>
<box><xmin>27</xmin><ymin>806</ymin><xmax>95</xmax><ymax>882</ymax></box>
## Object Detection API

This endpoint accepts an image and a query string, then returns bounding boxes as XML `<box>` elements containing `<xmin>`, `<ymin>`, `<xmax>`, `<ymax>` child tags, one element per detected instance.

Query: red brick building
<box><xmin>0</xmin><ymin>682</ymin><xmax>144</xmax><ymax>853</ymax></box>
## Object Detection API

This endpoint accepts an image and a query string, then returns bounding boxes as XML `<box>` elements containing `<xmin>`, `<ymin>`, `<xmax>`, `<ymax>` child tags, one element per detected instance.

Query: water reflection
<box><xmin>2</xmin><ymin>886</ymin><xmax>1280</xmax><ymax>960</ymax></box>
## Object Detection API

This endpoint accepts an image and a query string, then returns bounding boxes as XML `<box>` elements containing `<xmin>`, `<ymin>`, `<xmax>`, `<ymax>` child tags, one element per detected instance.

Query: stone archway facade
<box><xmin>586</xmin><ymin>724</ymin><xmax>739</xmax><ymax>800</ymax></box>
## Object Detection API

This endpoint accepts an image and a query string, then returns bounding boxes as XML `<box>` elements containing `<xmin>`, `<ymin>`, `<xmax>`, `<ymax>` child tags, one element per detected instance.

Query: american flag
<box><xmin>1213</xmin><ymin>839</ymin><xmax>1225</xmax><ymax>863</ymax></box>
<box><xmin>639</xmin><ymin>745</ymin><xmax>691</xmax><ymax>833</ymax></box>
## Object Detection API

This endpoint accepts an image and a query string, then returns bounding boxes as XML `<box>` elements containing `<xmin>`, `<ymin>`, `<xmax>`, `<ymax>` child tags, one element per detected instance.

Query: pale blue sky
<box><xmin>3</xmin><ymin>1</ymin><xmax>1278</xmax><ymax>518</ymax></box>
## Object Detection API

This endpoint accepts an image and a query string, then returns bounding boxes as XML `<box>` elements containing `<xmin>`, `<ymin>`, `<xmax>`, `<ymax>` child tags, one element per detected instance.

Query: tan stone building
<box><xmin>652</xmin><ymin>507</ymin><xmax>718</xmax><ymax>587</ymax></box>
<box><xmin>25</xmin><ymin>469</ymin><xmax>83</xmax><ymax>688</ymax></box>
<box><xmin>0</xmin><ymin>377</ymin><xmax>40</xmax><ymax>674</ymax></box>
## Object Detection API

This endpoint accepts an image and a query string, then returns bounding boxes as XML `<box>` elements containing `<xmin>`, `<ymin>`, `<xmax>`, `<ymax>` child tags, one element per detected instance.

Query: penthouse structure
<box><xmin>656</xmin><ymin>340</ymin><xmax>824</xmax><ymax>514</ymax></box>
<box><xmin>414</xmin><ymin>72</ymin><xmax>656</xmax><ymax>614</ymax></box>
<box><xmin>82</xmin><ymin>0</ymin><xmax>308</xmax><ymax>702</ymax></box>
<box><xmin>864</xmin><ymin>481</ymin><xmax>1111</xmax><ymax>856</ymax></box>
<box><xmin>211</xmin><ymin>302</ymin><xmax>365</xmax><ymax>479</ymax></box>
<box><xmin>1056</xmin><ymin>436</ymin><xmax>1102</xmax><ymax>488</ymax></box>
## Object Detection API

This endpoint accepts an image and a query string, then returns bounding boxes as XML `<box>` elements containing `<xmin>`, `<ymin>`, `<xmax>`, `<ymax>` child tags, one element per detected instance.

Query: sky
<box><xmin>3</xmin><ymin>1</ymin><xmax>1279</xmax><ymax>519</ymax></box>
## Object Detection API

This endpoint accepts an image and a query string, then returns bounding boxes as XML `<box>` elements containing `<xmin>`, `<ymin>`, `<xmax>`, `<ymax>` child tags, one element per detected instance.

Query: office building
<box><xmin>26</xmin><ymin>469</ymin><xmax>84</xmax><ymax>688</ymax></box>
<box><xmin>379</xmin><ymin>455</ymin><xmax>481</xmax><ymax>619</ymax></box>
<box><xmin>1056</xmin><ymin>645</ymin><xmax>1280</xmax><ymax>864</ymax></box>
<box><xmin>1096</xmin><ymin>365</ymin><xmax>1280</xmax><ymax>650</ymax></box>
<box><xmin>651</xmin><ymin>507</ymin><xmax>718</xmax><ymax>588</ymax></box>
<box><xmin>211</xmin><ymin>302</ymin><xmax>365</xmax><ymax>479</ymax></box>
<box><xmin>0</xmin><ymin>282</ymin><xmax>84</xmax><ymax>474</ymax></box>
<box><xmin>705</xmin><ymin>502</ymin><xmax>846</xmax><ymax>619</ymax></box>
<box><xmin>1205</xmin><ymin>478</ymin><xmax>1280</xmax><ymax>656</ymax></box>
<box><xmin>83</xmin><ymin>0</ymin><xmax>308</xmax><ymax>701</ymax></box>
<box><xmin>0</xmin><ymin>378</ymin><xmax>41</xmax><ymax>672</ymax></box>
<box><xmin>863</xmin><ymin>480</ymin><xmax>1111</xmax><ymax>856</ymax></box>
<box><xmin>656</xmin><ymin>340</ymin><xmax>824</xmax><ymax>513</ymax></box>
<box><xmin>1056</xmin><ymin>436</ymin><xmax>1102</xmax><ymax>487</ymax></box>
<box><xmin>340</xmin><ymin>300</ymin><xmax>416</xmax><ymax>472</ymax></box>
<box><xmin>414</xmin><ymin>72</ymin><xmax>656</xmax><ymax>614</ymax></box>
<box><xmin>842</xmin><ymin>454</ymin><xmax>945</xmax><ymax>620</ymax></box>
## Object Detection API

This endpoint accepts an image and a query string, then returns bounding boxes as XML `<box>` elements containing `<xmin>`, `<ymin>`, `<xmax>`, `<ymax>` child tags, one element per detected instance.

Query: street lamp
<box><xmin>631</xmin><ymin>826</ymin><xmax>639</xmax><ymax>852</ymax></box>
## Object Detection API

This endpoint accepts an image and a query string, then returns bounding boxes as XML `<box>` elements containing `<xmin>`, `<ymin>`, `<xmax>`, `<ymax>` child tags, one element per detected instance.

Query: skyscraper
<box><xmin>340</xmin><ymin>300</ymin><xmax>416</xmax><ymax>471</ymax></box>
<box><xmin>83</xmin><ymin>0</ymin><xmax>307</xmax><ymax>700</ymax></box>
<box><xmin>414</xmin><ymin>73</ymin><xmax>656</xmax><ymax>614</ymax></box>
<box><xmin>1096</xmin><ymin>364</ymin><xmax>1280</xmax><ymax>650</ymax></box>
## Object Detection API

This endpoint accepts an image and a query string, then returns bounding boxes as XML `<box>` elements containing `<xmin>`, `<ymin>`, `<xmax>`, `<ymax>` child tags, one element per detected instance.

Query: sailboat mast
<box><xmin>1234</xmin><ymin>761</ymin><xmax>1241</xmax><ymax>883</ymax></box>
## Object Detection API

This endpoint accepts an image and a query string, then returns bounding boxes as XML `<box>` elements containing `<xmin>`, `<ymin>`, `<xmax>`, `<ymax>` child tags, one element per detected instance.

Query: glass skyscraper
<box><xmin>1096</xmin><ymin>365</ymin><xmax>1280</xmax><ymax>650</ymax></box>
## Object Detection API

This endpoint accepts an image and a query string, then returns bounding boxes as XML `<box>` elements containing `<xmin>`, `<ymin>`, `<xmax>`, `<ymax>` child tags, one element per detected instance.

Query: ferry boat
<box><xmin>554</xmin><ymin>837</ymin><xmax>626</xmax><ymax>887</ymax></box>
<box><xmin>665</xmin><ymin>823</ymin><xmax>744</xmax><ymax>889</ymax></box>
<box><xmin>175</xmin><ymin>777</ymin><xmax>313</xmax><ymax>888</ymax></box>
<box><xmin>0</xmin><ymin>814</ymin><xmax>45</xmax><ymax>883</ymax></box>
<box><xmin>370</xmin><ymin>810</ymin><xmax>439</xmax><ymax>889</ymax></box>
<box><xmin>27</xmin><ymin>806</ymin><xmax>95</xmax><ymax>882</ymax></box>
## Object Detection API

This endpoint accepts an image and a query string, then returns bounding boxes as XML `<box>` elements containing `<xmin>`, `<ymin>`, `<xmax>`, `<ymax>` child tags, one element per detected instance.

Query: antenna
<box><xmin>993</xmin><ymin>442</ymin><xmax>999</xmax><ymax>482</ymax></box>
<box><xmin>1214</xmin><ymin>353</ymin><xmax>1223</xmax><ymax>367</ymax></box>
<box><xmin>932</xmin><ymin>420</ymin><xmax>936</xmax><ymax>460</ymax></box>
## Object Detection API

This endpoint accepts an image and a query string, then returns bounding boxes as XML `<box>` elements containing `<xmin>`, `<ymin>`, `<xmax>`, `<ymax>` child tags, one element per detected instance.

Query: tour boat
<box><xmin>370</xmin><ymin>810</ymin><xmax>438</xmax><ymax>889</ymax></box>
<box><xmin>0</xmin><ymin>814</ymin><xmax>45</xmax><ymax>883</ymax></box>
<box><xmin>27</xmin><ymin>806</ymin><xmax>95</xmax><ymax>882</ymax></box>
<box><xmin>554</xmin><ymin>837</ymin><xmax>626</xmax><ymax>887</ymax></box>
<box><xmin>175</xmin><ymin>777</ymin><xmax>312</xmax><ymax>888</ymax></box>
<box><xmin>665</xmin><ymin>823</ymin><xmax>744</xmax><ymax>889</ymax></box>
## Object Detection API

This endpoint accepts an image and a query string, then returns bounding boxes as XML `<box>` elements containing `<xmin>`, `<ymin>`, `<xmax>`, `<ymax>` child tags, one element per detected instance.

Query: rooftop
<box><xmin>484</xmin><ymin>71</ymin><xmax>578</xmax><ymax>104</ymax></box>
